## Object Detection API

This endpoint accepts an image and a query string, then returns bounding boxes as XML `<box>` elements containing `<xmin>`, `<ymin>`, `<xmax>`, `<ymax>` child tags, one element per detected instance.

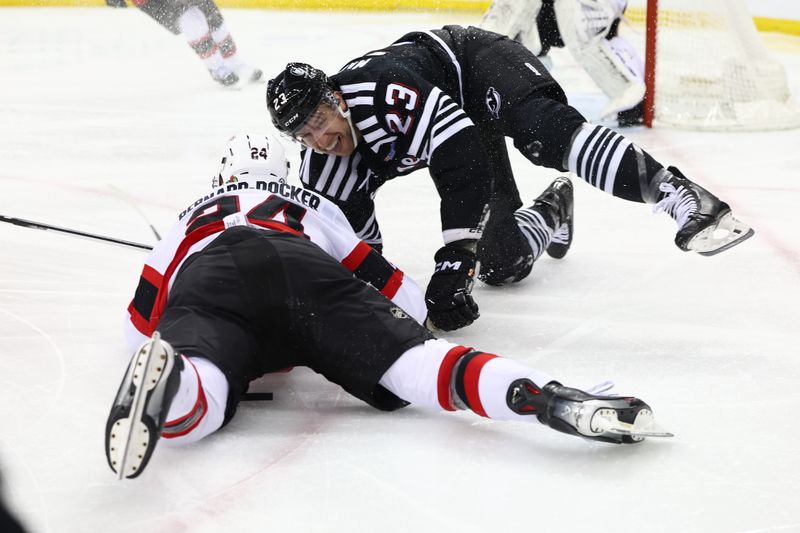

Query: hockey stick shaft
<box><xmin>107</xmin><ymin>184</ymin><xmax>163</xmax><ymax>240</ymax></box>
<box><xmin>0</xmin><ymin>214</ymin><xmax>154</xmax><ymax>251</ymax></box>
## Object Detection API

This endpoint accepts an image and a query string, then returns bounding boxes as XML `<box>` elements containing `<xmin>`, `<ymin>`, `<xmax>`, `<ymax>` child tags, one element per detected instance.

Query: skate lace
<box><xmin>653</xmin><ymin>182</ymin><xmax>697</xmax><ymax>229</ymax></box>
<box><xmin>551</xmin><ymin>222</ymin><xmax>570</xmax><ymax>245</ymax></box>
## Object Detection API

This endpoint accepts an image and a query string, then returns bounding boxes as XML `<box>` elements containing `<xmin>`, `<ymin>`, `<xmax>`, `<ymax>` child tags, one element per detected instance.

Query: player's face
<box><xmin>293</xmin><ymin>93</ymin><xmax>356</xmax><ymax>156</ymax></box>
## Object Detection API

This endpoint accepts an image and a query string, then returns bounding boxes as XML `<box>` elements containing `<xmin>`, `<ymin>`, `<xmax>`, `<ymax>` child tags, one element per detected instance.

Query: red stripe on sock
<box><xmin>437</xmin><ymin>345</ymin><xmax>471</xmax><ymax>411</ymax></box>
<box><xmin>162</xmin><ymin>358</ymin><xmax>208</xmax><ymax>439</ymax></box>
<box><xmin>219</xmin><ymin>36</ymin><xmax>237</xmax><ymax>58</ymax></box>
<box><xmin>380</xmin><ymin>269</ymin><xmax>403</xmax><ymax>299</ymax></box>
<box><xmin>463</xmin><ymin>353</ymin><xmax>498</xmax><ymax>418</ymax></box>
<box><xmin>189</xmin><ymin>34</ymin><xmax>212</xmax><ymax>46</ymax></box>
<box><xmin>341</xmin><ymin>241</ymin><xmax>372</xmax><ymax>272</ymax></box>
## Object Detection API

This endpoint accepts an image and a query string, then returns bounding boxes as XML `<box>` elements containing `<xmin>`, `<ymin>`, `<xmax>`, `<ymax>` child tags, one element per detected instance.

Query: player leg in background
<box><xmin>131</xmin><ymin>0</ymin><xmax>259</xmax><ymax>86</ymax></box>
<box><xmin>194</xmin><ymin>0</ymin><xmax>263</xmax><ymax>83</ymax></box>
<box><xmin>379</xmin><ymin>338</ymin><xmax>671</xmax><ymax>443</ymax></box>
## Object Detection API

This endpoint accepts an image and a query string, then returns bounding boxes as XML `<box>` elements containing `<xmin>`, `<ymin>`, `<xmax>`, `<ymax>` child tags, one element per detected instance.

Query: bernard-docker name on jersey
<box><xmin>179</xmin><ymin>178</ymin><xmax>322</xmax><ymax>221</ymax></box>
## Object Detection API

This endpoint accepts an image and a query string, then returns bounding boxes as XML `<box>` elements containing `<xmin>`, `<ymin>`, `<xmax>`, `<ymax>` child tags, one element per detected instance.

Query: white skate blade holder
<box><xmin>590</xmin><ymin>408</ymin><xmax>675</xmax><ymax>442</ymax></box>
<box><xmin>108</xmin><ymin>332</ymin><xmax>174</xmax><ymax>480</ymax></box>
<box><xmin>689</xmin><ymin>212</ymin><xmax>755</xmax><ymax>256</ymax></box>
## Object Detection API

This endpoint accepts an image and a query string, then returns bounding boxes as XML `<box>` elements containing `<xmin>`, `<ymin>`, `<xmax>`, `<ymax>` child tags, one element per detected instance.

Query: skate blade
<box><xmin>689</xmin><ymin>212</ymin><xmax>755</xmax><ymax>256</ymax></box>
<box><xmin>590</xmin><ymin>408</ymin><xmax>674</xmax><ymax>442</ymax></box>
<box><xmin>107</xmin><ymin>333</ymin><xmax>173</xmax><ymax>479</ymax></box>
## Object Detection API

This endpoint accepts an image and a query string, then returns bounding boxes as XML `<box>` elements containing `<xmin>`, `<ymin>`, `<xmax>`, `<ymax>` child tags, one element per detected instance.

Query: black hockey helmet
<box><xmin>266</xmin><ymin>63</ymin><xmax>334</xmax><ymax>136</ymax></box>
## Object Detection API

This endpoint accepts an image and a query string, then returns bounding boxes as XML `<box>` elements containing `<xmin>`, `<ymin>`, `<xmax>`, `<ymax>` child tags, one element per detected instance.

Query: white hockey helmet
<box><xmin>213</xmin><ymin>133</ymin><xmax>289</xmax><ymax>187</ymax></box>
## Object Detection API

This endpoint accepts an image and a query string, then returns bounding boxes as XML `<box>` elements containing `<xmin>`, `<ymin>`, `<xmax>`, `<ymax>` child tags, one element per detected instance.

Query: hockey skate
<box><xmin>532</xmin><ymin>176</ymin><xmax>574</xmax><ymax>259</ymax></box>
<box><xmin>209</xmin><ymin>66</ymin><xmax>239</xmax><ymax>87</ymax></box>
<box><xmin>234</xmin><ymin>63</ymin><xmax>264</xmax><ymax>84</ymax></box>
<box><xmin>507</xmin><ymin>379</ymin><xmax>673</xmax><ymax>444</ymax></box>
<box><xmin>105</xmin><ymin>332</ymin><xmax>182</xmax><ymax>479</ymax></box>
<box><xmin>652</xmin><ymin>166</ymin><xmax>754</xmax><ymax>256</ymax></box>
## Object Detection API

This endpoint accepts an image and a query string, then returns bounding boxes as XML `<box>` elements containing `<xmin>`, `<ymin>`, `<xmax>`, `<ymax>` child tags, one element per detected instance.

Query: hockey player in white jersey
<box><xmin>481</xmin><ymin>0</ymin><xmax>646</xmax><ymax>126</ymax></box>
<box><xmin>123</xmin><ymin>133</ymin><xmax>425</xmax><ymax>351</ymax></box>
<box><xmin>105</xmin><ymin>133</ymin><xmax>671</xmax><ymax>479</ymax></box>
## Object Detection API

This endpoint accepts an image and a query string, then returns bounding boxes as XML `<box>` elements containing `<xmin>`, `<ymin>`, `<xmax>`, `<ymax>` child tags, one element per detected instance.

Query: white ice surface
<box><xmin>1</xmin><ymin>8</ymin><xmax>799</xmax><ymax>533</ymax></box>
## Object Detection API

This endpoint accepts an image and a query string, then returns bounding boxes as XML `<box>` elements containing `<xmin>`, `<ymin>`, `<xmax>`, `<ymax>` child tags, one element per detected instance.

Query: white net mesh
<box><xmin>648</xmin><ymin>0</ymin><xmax>800</xmax><ymax>130</ymax></box>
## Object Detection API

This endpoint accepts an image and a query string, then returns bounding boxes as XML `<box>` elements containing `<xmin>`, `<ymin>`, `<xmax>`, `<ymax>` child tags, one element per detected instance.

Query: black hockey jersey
<box><xmin>298</xmin><ymin>27</ymin><xmax>497</xmax><ymax>250</ymax></box>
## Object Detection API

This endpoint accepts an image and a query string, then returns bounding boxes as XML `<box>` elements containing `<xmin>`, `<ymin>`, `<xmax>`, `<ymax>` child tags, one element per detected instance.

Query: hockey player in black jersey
<box><xmin>266</xmin><ymin>26</ymin><xmax>754</xmax><ymax>332</ymax></box>
<box><xmin>105</xmin><ymin>134</ymin><xmax>671</xmax><ymax>480</ymax></box>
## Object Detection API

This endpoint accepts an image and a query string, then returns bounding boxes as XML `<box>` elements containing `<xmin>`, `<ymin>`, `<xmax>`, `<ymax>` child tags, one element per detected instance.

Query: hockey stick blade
<box><xmin>590</xmin><ymin>408</ymin><xmax>674</xmax><ymax>441</ymax></box>
<box><xmin>1</xmin><ymin>214</ymin><xmax>153</xmax><ymax>251</ymax></box>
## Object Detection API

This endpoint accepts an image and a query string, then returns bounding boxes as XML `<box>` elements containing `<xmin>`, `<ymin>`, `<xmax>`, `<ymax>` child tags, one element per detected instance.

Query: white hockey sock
<box><xmin>211</xmin><ymin>24</ymin><xmax>236</xmax><ymax>59</ymax></box>
<box><xmin>379</xmin><ymin>339</ymin><xmax>456</xmax><ymax>410</ymax></box>
<box><xmin>178</xmin><ymin>7</ymin><xmax>225</xmax><ymax>71</ymax></box>
<box><xmin>378</xmin><ymin>339</ymin><xmax>555</xmax><ymax>422</ymax></box>
<box><xmin>514</xmin><ymin>208</ymin><xmax>555</xmax><ymax>260</ymax></box>
<box><xmin>178</xmin><ymin>6</ymin><xmax>209</xmax><ymax>43</ymax></box>
<box><xmin>161</xmin><ymin>356</ymin><xmax>228</xmax><ymax>446</ymax></box>
<box><xmin>213</xmin><ymin>24</ymin><xmax>251</xmax><ymax>75</ymax></box>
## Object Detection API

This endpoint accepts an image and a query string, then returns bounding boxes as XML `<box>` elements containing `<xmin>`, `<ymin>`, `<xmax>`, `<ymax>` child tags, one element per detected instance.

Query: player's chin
<box><xmin>328</xmin><ymin>135</ymin><xmax>354</xmax><ymax>157</ymax></box>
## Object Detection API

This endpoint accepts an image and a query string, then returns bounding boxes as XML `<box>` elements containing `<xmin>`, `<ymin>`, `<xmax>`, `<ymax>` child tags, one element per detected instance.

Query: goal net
<box><xmin>641</xmin><ymin>0</ymin><xmax>800</xmax><ymax>130</ymax></box>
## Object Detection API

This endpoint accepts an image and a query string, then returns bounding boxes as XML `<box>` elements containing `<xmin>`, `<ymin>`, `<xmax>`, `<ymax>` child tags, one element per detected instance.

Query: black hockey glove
<box><xmin>105</xmin><ymin>0</ymin><xmax>127</xmax><ymax>7</ymax></box>
<box><xmin>425</xmin><ymin>241</ymin><xmax>480</xmax><ymax>331</ymax></box>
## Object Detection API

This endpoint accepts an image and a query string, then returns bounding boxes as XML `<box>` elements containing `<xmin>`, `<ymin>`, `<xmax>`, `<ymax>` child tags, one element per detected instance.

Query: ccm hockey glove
<box><xmin>425</xmin><ymin>241</ymin><xmax>480</xmax><ymax>331</ymax></box>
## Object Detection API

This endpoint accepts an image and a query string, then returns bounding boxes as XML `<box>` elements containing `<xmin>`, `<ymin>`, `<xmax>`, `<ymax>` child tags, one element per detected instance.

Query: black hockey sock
<box><xmin>565</xmin><ymin>124</ymin><xmax>665</xmax><ymax>203</ymax></box>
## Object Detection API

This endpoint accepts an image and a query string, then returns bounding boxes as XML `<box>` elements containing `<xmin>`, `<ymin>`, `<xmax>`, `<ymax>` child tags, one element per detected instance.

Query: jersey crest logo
<box><xmin>485</xmin><ymin>87</ymin><xmax>502</xmax><ymax>120</ymax></box>
<box><xmin>397</xmin><ymin>155</ymin><xmax>421</xmax><ymax>173</ymax></box>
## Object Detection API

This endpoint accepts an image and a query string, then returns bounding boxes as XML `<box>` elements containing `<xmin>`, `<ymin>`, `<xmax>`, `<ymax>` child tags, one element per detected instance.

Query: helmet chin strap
<box><xmin>337</xmin><ymin>103</ymin><xmax>359</xmax><ymax>148</ymax></box>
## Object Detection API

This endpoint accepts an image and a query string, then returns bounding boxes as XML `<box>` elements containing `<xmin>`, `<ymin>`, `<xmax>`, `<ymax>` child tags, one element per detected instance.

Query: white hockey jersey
<box><xmin>124</xmin><ymin>177</ymin><xmax>426</xmax><ymax>351</ymax></box>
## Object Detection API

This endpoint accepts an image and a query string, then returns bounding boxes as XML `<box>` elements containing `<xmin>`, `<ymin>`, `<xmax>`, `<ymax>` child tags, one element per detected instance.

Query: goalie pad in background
<box><xmin>481</xmin><ymin>0</ymin><xmax>644</xmax><ymax>116</ymax></box>
<box><xmin>481</xmin><ymin>0</ymin><xmax>544</xmax><ymax>53</ymax></box>
<box><xmin>555</xmin><ymin>0</ymin><xmax>646</xmax><ymax>115</ymax></box>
